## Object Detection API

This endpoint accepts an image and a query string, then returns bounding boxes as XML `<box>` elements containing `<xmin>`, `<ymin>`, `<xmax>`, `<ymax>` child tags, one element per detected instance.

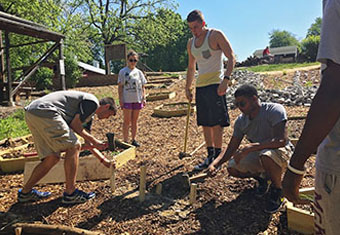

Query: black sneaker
<box><xmin>194</xmin><ymin>156</ymin><xmax>214</xmax><ymax>171</ymax></box>
<box><xmin>254</xmin><ymin>177</ymin><xmax>271</xmax><ymax>197</ymax></box>
<box><xmin>265</xmin><ymin>186</ymin><xmax>286</xmax><ymax>213</ymax></box>
<box><xmin>18</xmin><ymin>189</ymin><xmax>51</xmax><ymax>203</ymax></box>
<box><xmin>62</xmin><ymin>189</ymin><xmax>95</xmax><ymax>204</ymax></box>
<box><xmin>131</xmin><ymin>140</ymin><xmax>140</xmax><ymax>147</ymax></box>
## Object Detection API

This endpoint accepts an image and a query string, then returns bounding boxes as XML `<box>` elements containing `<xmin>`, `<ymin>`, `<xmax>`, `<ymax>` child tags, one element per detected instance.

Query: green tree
<box><xmin>269</xmin><ymin>30</ymin><xmax>299</xmax><ymax>48</ymax></box>
<box><xmin>83</xmin><ymin>0</ymin><xmax>175</xmax><ymax>73</ymax></box>
<box><xmin>307</xmin><ymin>17</ymin><xmax>322</xmax><ymax>37</ymax></box>
<box><xmin>132</xmin><ymin>8</ymin><xmax>191</xmax><ymax>71</ymax></box>
<box><xmin>300</xmin><ymin>35</ymin><xmax>320</xmax><ymax>62</ymax></box>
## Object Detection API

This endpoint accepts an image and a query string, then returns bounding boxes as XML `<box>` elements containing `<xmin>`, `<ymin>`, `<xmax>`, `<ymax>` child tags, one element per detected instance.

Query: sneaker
<box><xmin>194</xmin><ymin>156</ymin><xmax>214</xmax><ymax>171</ymax></box>
<box><xmin>265</xmin><ymin>186</ymin><xmax>286</xmax><ymax>213</ymax></box>
<box><xmin>18</xmin><ymin>189</ymin><xmax>51</xmax><ymax>203</ymax></box>
<box><xmin>62</xmin><ymin>189</ymin><xmax>95</xmax><ymax>204</ymax></box>
<box><xmin>131</xmin><ymin>140</ymin><xmax>140</xmax><ymax>147</ymax></box>
<box><xmin>254</xmin><ymin>177</ymin><xmax>271</xmax><ymax>197</ymax></box>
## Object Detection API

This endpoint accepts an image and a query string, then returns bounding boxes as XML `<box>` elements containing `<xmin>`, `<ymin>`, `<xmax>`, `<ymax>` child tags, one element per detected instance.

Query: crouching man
<box><xmin>208</xmin><ymin>84</ymin><xmax>293</xmax><ymax>213</ymax></box>
<box><xmin>18</xmin><ymin>90</ymin><xmax>117</xmax><ymax>204</ymax></box>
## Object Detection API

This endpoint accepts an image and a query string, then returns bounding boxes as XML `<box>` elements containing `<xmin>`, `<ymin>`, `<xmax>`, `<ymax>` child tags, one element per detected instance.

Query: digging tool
<box><xmin>181</xmin><ymin>171</ymin><xmax>209</xmax><ymax>189</ymax></box>
<box><xmin>106</xmin><ymin>132</ymin><xmax>115</xmax><ymax>151</ymax></box>
<box><xmin>179</xmin><ymin>102</ymin><xmax>192</xmax><ymax>159</ymax></box>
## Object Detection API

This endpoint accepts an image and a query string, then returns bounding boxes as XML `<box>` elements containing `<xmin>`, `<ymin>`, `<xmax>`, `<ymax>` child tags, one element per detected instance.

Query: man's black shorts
<box><xmin>195</xmin><ymin>84</ymin><xmax>230</xmax><ymax>127</ymax></box>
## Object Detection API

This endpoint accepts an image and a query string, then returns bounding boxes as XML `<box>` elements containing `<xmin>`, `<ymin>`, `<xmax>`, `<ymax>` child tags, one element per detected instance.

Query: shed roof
<box><xmin>0</xmin><ymin>11</ymin><xmax>64</xmax><ymax>41</ymax></box>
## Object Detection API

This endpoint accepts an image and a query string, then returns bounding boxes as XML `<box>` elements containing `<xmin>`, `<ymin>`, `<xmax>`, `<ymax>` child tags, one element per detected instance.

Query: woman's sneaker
<box><xmin>131</xmin><ymin>140</ymin><xmax>140</xmax><ymax>147</ymax></box>
<box><xmin>62</xmin><ymin>189</ymin><xmax>95</xmax><ymax>204</ymax></box>
<box><xmin>18</xmin><ymin>189</ymin><xmax>51</xmax><ymax>203</ymax></box>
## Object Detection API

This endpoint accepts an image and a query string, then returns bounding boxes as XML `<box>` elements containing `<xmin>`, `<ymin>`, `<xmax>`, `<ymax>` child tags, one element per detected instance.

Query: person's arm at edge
<box><xmin>216</xmin><ymin>30</ymin><xmax>235</xmax><ymax>96</ymax></box>
<box><xmin>186</xmin><ymin>38</ymin><xmax>196</xmax><ymax>102</ymax></box>
<box><xmin>282</xmin><ymin>60</ymin><xmax>340</xmax><ymax>203</ymax></box>
<box><xmin>69</xmin><ymin>114</ymin><xmax>103</xmax><ymax>149</ymax></box>
<box><xmin>208</xmin><ymin>136</ymin><xmax>242</xmax><ymax>175</ymax></box>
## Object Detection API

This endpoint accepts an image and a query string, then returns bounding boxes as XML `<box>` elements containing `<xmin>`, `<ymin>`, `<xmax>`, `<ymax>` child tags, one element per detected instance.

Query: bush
<box><xmin>65</xmin><ymin>55</ymin><xmax>82</xmax><ymax>88</ymax></box>
<box><xmin>300</xmin><ymin>35</ymin><xmax>320</xmax><ymax>62</ymax></box>
<box><xmin>30</xmin><ymin>67</ymin><xmax>53</xmax><ymax>91</ymax></box>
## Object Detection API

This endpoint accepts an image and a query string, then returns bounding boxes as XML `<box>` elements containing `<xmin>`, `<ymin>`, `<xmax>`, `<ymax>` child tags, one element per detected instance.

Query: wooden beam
<box><xmin>189</xmin><ymin>183</ymin><xmax>197</xmax><ymax>204</ymax></box>
<box><xmin>12</xmin><ymin>223</ymin><xmax>102</xmax><ymax>235</ymax></box>
<box><xmin>24</xmin><ymin>141</ymin><xmax>136</xmax><ymax>185</ymax></box>
<box><xmin>139</xmin><ymin>165</ymin><xmax>147</xmax><ymax>202</ymax></box>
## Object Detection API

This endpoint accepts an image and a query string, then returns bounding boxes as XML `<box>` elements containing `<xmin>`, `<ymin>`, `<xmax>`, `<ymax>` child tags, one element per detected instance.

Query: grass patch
<box><xmin>237</xmin><ymin>62</ymin><xmax>320</xmax><ymax>73</ymax></box>
<box><xmin>0</xmin><ymin>109</ymin><xmax>30</xmax><ymax>140</ymax></box>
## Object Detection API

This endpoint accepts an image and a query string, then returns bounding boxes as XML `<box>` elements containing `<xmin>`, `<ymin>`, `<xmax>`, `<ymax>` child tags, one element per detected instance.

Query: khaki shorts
<box><xmin>25</xmin><ymin>111</ymin><xmax>80</xmax><ymax>159</ymax></box>
<box><xmin>227</xmin><ymin>146</ymin><xmax>292</xmax><ymax>174</ymax></box>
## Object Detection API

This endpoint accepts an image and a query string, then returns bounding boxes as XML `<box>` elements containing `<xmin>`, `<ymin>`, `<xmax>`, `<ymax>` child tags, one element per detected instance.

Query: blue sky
<box><xmin>175</xmin><ymin>0</ymin><xmax>322</xmax><ymax>62</ymax></box>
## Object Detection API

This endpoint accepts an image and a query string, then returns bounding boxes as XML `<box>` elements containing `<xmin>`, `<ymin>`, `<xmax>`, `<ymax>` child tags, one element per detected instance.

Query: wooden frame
<box><xmin>146</xmin><ymin>91</ymin><xmax>176</xmax><ymax>101</ymax></box>
<box><xmin>287</xmin><ymin>187</ymin><xmax>314</xmax><ymax>234</ymax></box>
<box><xmin>153</xmin><ymin>102</ymin><xmax>196</xmax><ymax>118</ymax></box>
<box><xmin>23</xmin><ymin>140</ymin><xmax>136</xmax><ymax>185</ymax></box>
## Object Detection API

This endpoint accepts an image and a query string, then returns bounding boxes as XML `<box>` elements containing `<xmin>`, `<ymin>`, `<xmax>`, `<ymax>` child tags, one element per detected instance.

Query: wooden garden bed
<box><xmin>287</xmin><ymin>187</ymin><xmax>314</xmax><ymax>234</ymax></box>
<box><xmin>153</xmin><ymin>102</ymin><xmax>196</xmax><ymax>117</ymax></box>
<box><xmin>23</xmin><ymin>139</ymin><xmax>136</xmax><ymax>185</ymax></box>
<box><xmin>146</xmin><ymin>91</ymin><xmax>176</xmax><ymax>101</ymax></box>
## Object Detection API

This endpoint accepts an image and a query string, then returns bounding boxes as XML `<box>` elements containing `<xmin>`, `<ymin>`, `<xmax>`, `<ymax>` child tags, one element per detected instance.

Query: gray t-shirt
<box><xmin>118</xmin><ymin>66</ymin><xmax>147</xmax><ymax>103</ymax></box>
<box><xmin>233</xmin><ymin>102</ymin><xmax>288</xmax><ymax>144</ymax></box>
<box><xmin>316</xmin><ymin>0</ymin><xmax>340</xmax><ymax>175</ymax></box>
<box><xmin>25</xmin><ymin>90</ymin><xmax>99</xmax><ymax>125</ymax></box>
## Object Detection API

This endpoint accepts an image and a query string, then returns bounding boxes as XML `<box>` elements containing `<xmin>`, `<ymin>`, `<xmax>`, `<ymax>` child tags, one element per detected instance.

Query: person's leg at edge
<box><xmin>212</xmin><ymin>125</ymin><xmax>223</xmax><ymax>156</ymax></box>
<box><xmin>22</xmin><ymin>155</ymin><xmax>60</xmax><ymax>193</ymax></box>
<box><xmin>203</xmin><ymin>126</ymin><xmax>214</xmax><ymax>150</ymax></box>
<box><xmin>260</xmin><ymin>155</ymin><xmax>282</xmax><ymax>188</ymax></box>
<box><xmin>64</xmin><ymin>143</ymin><xmax>81</xmax><ymax>194</ymax></box>
<box><xmin>131</xmin><ymin>109</ymin><xmax>140</xmax><ymax>142</ymax></box>
<box><xmin>123</xmin><ymin>108</ymin><xmax>132</xmax><ymax>142</ymax></box>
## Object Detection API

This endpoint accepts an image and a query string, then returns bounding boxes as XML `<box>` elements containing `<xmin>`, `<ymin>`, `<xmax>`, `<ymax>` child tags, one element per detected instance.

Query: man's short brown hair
<box><xmin>99</xmin><ymin>97</ymin><xmax>117</xmax><ymax>112</ymax></box>
<box><xmin>187</xmin><ymin>10</ymin><xmax>204</xmax><ymax>23</ymax></box>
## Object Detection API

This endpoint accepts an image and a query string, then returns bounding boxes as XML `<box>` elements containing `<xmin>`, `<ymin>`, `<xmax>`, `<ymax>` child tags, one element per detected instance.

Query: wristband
<box><xmin>287</xmin><ymin>163</ymin><xmax>305</xmax><ymax>175</ymax></box>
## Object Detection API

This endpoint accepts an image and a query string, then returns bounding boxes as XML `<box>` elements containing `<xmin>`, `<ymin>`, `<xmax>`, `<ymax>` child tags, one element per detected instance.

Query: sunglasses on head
<box><xmin>129</xmin><ymin>59</ymin><xmax>138</xmax><ymax>63</ymax></box>
<box><xmin>235</xmin><ymin>100</ymin><xmax>246</xmax><ymax>108</ymax></box>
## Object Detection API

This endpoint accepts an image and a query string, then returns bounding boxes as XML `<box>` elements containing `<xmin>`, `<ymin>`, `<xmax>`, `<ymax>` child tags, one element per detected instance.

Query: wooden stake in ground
<box><xmin>139</xmin><ymin>165</ymin><xmax>147</xmax><ymax>202</ymax></box>
<box><xmin>155</xmin><ymin>183</ymin><xmax>162</xmax><ymax>195</ymax></box>
<box><xmin>189</xmin><ymin>183</ymin><xmax>197</xmax><ymax>204</ymax></box>
<box><xmin>110</xmin><ymin>164</ymin><xmax>115</xmax><ymax>193</ymax></box>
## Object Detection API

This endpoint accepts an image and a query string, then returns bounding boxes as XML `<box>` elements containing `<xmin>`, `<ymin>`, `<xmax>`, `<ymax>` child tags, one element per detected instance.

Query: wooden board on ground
<box><xmin>0</xmin><ymin>143</ymin><xmax>39</xmax><ymax>173</ymax></box>
<box><xmin>153</xmin><ymin>102</ymin><xmax>196</xmax><ymax>118</ymax></box>
<box><xmin>23</xmin><ymin>140</ymin><xmax>136</xmax><ymax>185</ymax></box>
<box><xmin>287</xmin><ymin>187</ymin><xmax>314</xmax><ymax>235</ymax></box>
<box><xmin>146</xmin><ymin>91</ymin><xmax>176</xmax><ymax>101</ymax></box>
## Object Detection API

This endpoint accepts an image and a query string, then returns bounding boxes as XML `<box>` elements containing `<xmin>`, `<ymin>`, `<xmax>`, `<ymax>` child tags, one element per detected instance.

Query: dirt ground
<box><xmin>0</xmin><ymin>68</ymin><xmax>318</xmax><ymax>234</ymax></box>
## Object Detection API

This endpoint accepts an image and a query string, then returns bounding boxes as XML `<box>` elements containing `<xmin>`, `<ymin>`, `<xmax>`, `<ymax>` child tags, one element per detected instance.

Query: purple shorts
<box><xmin>123</xmin><ymin>102</ymin><xmax>144</xmax><ymax>110</ymax></box>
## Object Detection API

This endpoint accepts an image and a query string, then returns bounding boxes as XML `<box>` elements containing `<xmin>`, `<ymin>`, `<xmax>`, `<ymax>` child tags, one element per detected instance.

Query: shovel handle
<box><xmin>183</xmin><ymin>102</ymin><xmax>191</xmax><ymax>152</ymax></box>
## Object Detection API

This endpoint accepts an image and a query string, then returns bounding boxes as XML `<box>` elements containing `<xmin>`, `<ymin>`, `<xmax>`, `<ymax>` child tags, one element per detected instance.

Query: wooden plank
<box><xmin>287</xmin><ymin>202</ymin><xmax>314</xmax><ymax>234</ymax></box>
<box><xmin>139</xmin><ymin>165</ymin><xmax>147</xmax><ymax>202</ymax></box>
<box><xmin>189</xmin><ymin>183</ymin><xmax>197</xmax><ymax>204</ymax></box>
<box><xmin>153</xmin><ymin>102</ymin><xmax>196</xmax><ymax>117</ymax></box>
<box><xmin>146</xmin><ymin>91</ymin><xmax>176</xmax><ymax>101</ymax></box>
<box><xmin>24</xmin><ymin>141</ymin><xmax>136</xmax><ymax>185</ymax></box>
<box><xmin>286</xmin><ymin>188</ymin><xmax>315</xmax><ymax>234</ymax></box>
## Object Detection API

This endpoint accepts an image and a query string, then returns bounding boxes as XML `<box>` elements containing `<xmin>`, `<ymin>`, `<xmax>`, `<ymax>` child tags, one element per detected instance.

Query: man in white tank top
<box><xmin>185</xmin><ymin>10</ymin><xmax>235</xmax><ymax>171</ymax></box>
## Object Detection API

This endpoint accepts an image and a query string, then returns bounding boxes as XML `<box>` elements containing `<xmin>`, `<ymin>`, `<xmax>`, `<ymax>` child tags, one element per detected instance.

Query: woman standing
<box><xmin>118</xmin><ymin>50</ymin><xmax>147</xmax><ymax>147</ymax></box>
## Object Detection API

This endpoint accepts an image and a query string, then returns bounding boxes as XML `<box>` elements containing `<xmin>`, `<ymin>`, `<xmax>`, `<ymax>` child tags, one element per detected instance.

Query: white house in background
<box><xmin>77</xmin><ymin>61</ymin><xmax>106</xmax><ymax>77</ymax></box>
<box><xmin>253</xmin><ymin>45</ymin><xmax>298</xmax><ymax>63</ymax></box>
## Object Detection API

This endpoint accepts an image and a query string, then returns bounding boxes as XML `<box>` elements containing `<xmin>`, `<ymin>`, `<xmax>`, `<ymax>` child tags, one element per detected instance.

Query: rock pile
<box><xmin>227</xmin><ymin>70</ymin><xmax>319</xmax><ymax>109</ymax></box>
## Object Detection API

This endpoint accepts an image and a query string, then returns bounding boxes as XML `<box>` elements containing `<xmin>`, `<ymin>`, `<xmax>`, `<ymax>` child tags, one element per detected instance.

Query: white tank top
<box><xmin>191</xmin><ymin>29</ymin><xmax>223</xmax><ymax>87</ymax></box>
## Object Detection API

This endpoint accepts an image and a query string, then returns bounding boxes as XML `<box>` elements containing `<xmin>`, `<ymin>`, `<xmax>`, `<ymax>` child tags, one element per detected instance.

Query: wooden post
<box><xmin>189</xmin><ymin>183</ymin><xmax>197</xmax><ymax>204</ymax></box>
<box><xmin>155</xmin><ymin>183</ymin><xmax>162</xmax><ymax>195</ymax></box>
<box><xmin>139</xmin><ymin>165</ymin><xmax>147</xmax><ymax>202</ymax></box>
<box><xmin>58</xmin><ymin>39</ymin><xmax>65</xmax><ymax>90</ymax></box>
<box><xmin>15</xmin><ymin>227</ymin><xmax>22</xmax><ymax>235</ymax></box>
<box><xmin>110</xmin><ymin>164</ymin><xmax>115</xmax><ymax>193</ymax></box>
<box><xmin>4</xmin><ymin>31</ymin><xmax>13</xmax><ymax>106</ymax></box>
